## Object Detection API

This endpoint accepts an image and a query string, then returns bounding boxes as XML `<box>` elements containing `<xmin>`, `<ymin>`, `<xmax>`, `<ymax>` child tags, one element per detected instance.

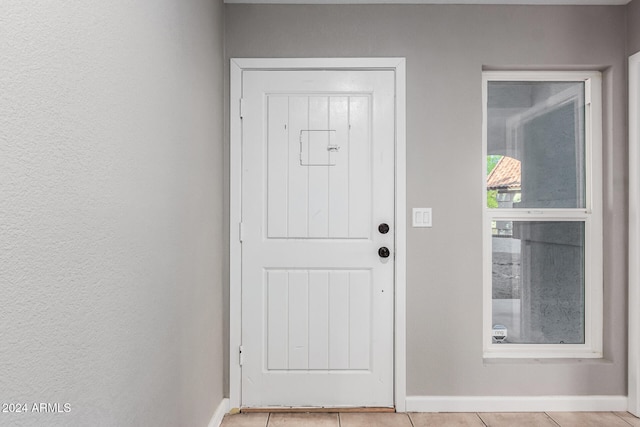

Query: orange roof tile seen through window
<box><xmin>487</xmin><ymin>156</ymin><xmax>521</xmax><ymax>190</ymax></box>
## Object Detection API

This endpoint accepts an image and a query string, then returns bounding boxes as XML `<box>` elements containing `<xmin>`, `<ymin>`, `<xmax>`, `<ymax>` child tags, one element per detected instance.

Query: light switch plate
<box><xmin>413</xmin><ymin>208</ymin><xmax>432</xmax><ymax>227</ymax></box>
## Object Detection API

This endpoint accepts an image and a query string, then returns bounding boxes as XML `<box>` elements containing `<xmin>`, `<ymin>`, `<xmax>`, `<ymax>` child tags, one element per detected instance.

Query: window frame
<box><xmin>482</xmin><ymin>71</ymin><xmax>603</xmax><ymax>359</ymax></box>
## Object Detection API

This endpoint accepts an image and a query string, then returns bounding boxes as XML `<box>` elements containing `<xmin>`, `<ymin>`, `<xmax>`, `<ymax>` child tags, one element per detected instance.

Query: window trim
<box><xmin>482</xmin><ymin>71</ymin><xmax>603</xmax><ymax>359</ymax></box>
<box><xmin>628</xmin><ymin>50</ymin><xmax>640</xmax><ymax>415</ymax></box>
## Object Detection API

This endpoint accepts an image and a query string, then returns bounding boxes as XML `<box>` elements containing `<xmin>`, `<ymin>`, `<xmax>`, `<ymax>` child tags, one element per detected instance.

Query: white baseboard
<box><xmin>405</xmin><ymin>395</ymin><xmax>628</xmax><ymax>412</ymax></box>
<box><xmin>208</xmin><ymin>398</ymin><xmax>230</xmax><ymax>427</ymax></box>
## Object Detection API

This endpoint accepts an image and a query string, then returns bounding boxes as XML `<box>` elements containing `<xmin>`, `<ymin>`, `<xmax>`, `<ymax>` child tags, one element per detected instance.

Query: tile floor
<box><xmin>221</xmin><ymin>411</ymin><xmax>640</xmax><ymax>427</ymax></box>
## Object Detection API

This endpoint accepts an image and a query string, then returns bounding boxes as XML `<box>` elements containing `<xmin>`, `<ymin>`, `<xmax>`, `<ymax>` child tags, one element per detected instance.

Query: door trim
<box><xmin>629</xmin><ymin>50</ymin><xmax>640</xmax><ymax>417</ymax></box>
<box><xmin>229</xmin><ymin>57</ymin><xmax>407</xmax><ymax>411</ymax></box>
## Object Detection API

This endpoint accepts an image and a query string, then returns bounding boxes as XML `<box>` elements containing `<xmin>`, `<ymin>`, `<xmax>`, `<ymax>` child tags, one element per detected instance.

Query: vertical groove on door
<box><xmin>288</xmin><ymin>97</ymin><xmax>309</xmax><ymax>238</ymax></box>
<box><xmin>286</xmin><ymin>98</ymin><xmax>290</xmax><ymax>236</ymax></box>
<box><xmin>308</xmin><ymin>97</ymin><xmax>329</xmax><ymax>238</ymax></box>
<box><xmin>329</xmin><ymin>271</ymin><xmax>350</xmax><ymax>369</ymax></box>
<box><xmin>347</xmin><ymin>97</ymin><xmax>351</xmax><ymax>237</ymax></box>
<box><xmin>347</xmin><ymin>271</ymin><xmax>352</xmax><ymax>369</ymax></box>
<box><xmin>327</xmin><ymin>97</ymin><xmax>332</xmax><ymax>236</ymax></box>
<box><xmin>306</xmin><ymin>97</ymin><xmax>310</xmax><ymax>238</ymax></box>
<box><xmin>309</xmin><ymin>270</ymin><xmax>329</xmax><ymax>369</ymax></box>
<box><xmin>307</xmin><ymin>270</ymin><xmax>311</xmax><ymax>370</ymax></box>
<box><xmin>267</xmin><ymin>96</ymin><xmax>289</xmax><ymax>238</ymax></box>
<box><xmin>349</xmin><ymin>270</ymin><xmax>371</xmax><ymax>369</ymax></box>
<box><xmin>327</xmin><ymin>272</ymin><xmax>332</xmax><ymax>369</ymax></box>
<box><xmin>267</xmin><ymin>271</ymin><xmax>289</xmax><ymax>370</ymax></box>
<box><xmin>289</xmin><ymin>270</ymin><xmax>309</xmax><ymax>370</ymax></box>
<box><xmin>329</xmin><ymin>97</ymin><xmax>349</xmax><ymax>238</ymax></box>
<box><xmin>286</xmin><ymin>273</ymin><xmax>290</xmax><ymax>370</ymax></box>
<box><xmin>348</xmin><ymin>96</ymin><xmax>371</xmax><ymax>238</ymax></box>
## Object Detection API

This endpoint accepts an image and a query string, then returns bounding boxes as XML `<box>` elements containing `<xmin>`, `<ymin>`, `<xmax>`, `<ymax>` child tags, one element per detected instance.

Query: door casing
<box><xmin>229</xmin><ymin>57</ymin><xmax>407</xmax><ymax>411</ymax></box>
<box><xmin>629</xmin><ymin>51</ymin><xmax>640</xmax><ymax>417</ymax></box>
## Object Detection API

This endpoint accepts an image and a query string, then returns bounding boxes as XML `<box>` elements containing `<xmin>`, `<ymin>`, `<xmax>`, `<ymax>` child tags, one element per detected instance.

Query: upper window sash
<box><xmin>482</xmin><ymin>71</ymin><xmax>601</xmax><ymax>218</ymax></box>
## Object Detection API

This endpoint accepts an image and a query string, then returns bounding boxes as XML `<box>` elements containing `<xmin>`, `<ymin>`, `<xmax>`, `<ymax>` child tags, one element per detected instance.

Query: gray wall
<box><xmin>629</xmin><ymin>0</ymin><xmax>640</xmax><ymax>55</ymax></box>
<box><xmin>0</xmin><ymin>1</ymin><xmax>225</xmax><ymax>425</ymax></box>
<box><xmin>225</xmin><ymin>4</ymin><xmax>628</xmax><ymax>396</ymax></box>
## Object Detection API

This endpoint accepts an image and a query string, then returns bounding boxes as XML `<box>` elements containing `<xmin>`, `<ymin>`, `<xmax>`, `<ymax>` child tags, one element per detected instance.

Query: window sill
<box><xmin>483</xmin><ymin>346</ymin><xmax>603</xmax><ymax>360</ymax></box>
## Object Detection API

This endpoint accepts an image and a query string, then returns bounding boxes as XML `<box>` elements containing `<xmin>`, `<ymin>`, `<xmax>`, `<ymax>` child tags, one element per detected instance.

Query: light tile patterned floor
<box><xmin>220</xmin><ymin>411</ymin><xmax>640</xmax><ymax>427</ymax></box>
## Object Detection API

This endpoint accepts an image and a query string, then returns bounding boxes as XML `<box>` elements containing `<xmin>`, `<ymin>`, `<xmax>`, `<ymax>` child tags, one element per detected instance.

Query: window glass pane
<box><xmin>491</xmin><ymin>221</ymin><xmax>585</xmax><ymax>344</ymax></box>
<box><xmin>487</xmin><ymin>82</ymin><xmax>586</xmax><ymax>209</ymax></box>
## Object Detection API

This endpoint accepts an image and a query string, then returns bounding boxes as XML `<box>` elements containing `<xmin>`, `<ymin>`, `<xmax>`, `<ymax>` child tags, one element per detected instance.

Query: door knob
<box><xmin>378</xmin><ymin>247</ymin><xmax>390</xmax><ymax>258</ymax></box>
<box><xmin>378</xmin><ymin>223</ymin><xmax>390</xmax><ymax>234</ymax></box>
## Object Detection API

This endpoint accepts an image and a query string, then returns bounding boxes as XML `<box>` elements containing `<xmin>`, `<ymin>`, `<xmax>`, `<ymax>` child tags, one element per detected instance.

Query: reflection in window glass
<box><xmin>487</xmin><ymin>82</ymin><xmax>585</xmax><ymax>209</ymax></box>
<box><xmin>492</xmin><ymin>221</ymin><xmax>585</xmax><ymax>344</ymax></box>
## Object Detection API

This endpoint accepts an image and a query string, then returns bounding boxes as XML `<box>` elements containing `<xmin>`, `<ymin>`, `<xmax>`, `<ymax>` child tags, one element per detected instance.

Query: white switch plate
<box><xmin>413</xmin><ymin>208</ymin><xmax>432</xmax><ymax>227</ymax></box>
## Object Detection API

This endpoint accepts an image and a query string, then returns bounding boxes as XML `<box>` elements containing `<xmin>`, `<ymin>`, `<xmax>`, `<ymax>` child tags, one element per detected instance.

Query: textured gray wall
<box><xmin>629</xmin><ymin>0</ymin><xmax>640</xmax><ymax>56</ymax></box>
<box><xmin>225</xmin><ymin>4</ymin><xmax>627</xmax><ymax>396</ymax></box>
<box><xmin>0</xmin><ymin>1</ymin><xmax>225</xmax><ymax>425</ymax></box>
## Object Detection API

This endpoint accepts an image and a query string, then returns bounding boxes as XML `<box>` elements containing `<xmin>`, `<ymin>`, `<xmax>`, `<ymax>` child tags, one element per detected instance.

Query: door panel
<box><xmin>264</xmin><ymin>269</ymin><xmax>372</xmax><ymax>371</ymax></box>
<box><xmin>266</xmin><ymin>95</ymin><xmax>372</xmax><ymax>240</ymax></box>
<box><xmin>241</xmin><ymin>69</ymin><xmax>394</xmax><ymax>407</ymax></box>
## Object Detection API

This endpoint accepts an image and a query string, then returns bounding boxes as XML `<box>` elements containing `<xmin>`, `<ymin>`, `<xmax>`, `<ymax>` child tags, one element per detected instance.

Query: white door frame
<box><xmin>229</xmin><ymin>58</ymin><xmax>406</xmax><ymax>411</ymax></box>
<box><xmin>629</xmin><ymin>51</ymin><xmax>640</xmax><ymax>417</ymax></box>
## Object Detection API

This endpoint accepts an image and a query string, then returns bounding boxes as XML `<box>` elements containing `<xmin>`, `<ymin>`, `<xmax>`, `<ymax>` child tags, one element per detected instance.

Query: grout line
<box><xmin>337</xmin><ymin>412</ymin><xmax>341</xmax><ymax>427</ymax></box>
<box><xmin>406</xmin><ymin>412</ymin><xmax>415</xmax><ymax>427</ymax></box>
<box><xmin>545</xmin><ymin>412</ymin><xmax>562</xmax><ymax>427</ymax></box>
<box><xmin>476</xmin><ymin>412</ymin><xmax>488</xmax><ymax>427</ymax></box>
<box><xmin>613</xmin><ymin>411</ymin><xmax>635</xmax><ymax>426</ymax></box>
<box><xmin>266</xmin><ymin>412</ymin><xmax>271</xmax><ymax>427</ymax></box>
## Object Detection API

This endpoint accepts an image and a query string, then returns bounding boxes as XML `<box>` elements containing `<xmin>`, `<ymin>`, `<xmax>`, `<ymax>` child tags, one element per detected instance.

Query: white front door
<box><xmin>241</xmin><ymin>69</ymin><xmax>395</xmax><ymax>408</ymax></box>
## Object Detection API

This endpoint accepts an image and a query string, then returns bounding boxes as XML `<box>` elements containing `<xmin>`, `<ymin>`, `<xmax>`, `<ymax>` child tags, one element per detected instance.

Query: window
<box><xmin>482</xmin><ymin>71</ymin><xmax>603</xmax><ymax>358</ymax></box>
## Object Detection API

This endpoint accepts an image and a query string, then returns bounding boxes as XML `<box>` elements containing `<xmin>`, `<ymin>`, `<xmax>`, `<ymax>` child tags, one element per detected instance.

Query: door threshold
<box><xmin>241</xmin><ymin>407</ymin><xmax>395</xmax><ymax>413</ymax></box>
